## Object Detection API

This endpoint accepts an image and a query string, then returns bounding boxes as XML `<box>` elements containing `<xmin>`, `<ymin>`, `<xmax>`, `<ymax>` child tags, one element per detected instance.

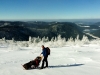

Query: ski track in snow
<box><xmin>0</xmin><ymin>45</ymin><xmax>100</xmax><ymax>75</ymax></box>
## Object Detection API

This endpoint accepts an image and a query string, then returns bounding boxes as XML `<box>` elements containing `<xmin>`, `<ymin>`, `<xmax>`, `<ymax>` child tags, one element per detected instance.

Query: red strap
<box><xmin>35</xmin><ymin>60</ymin><xmax>38</xmax><ymax>66</ymax></box>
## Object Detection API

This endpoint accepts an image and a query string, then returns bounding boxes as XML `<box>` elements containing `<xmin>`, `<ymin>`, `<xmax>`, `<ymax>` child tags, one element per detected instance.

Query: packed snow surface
<box><xmin>0</xmin><ymin>44</ymin><xmax>100</xmax><ymax>75</ymax></box>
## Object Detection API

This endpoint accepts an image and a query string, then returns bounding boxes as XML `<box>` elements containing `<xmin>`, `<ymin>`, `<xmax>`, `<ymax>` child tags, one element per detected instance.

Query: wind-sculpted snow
<box><xmin>0</xmin><ymin>36</ymin><xmax>100</xmax><ymax>75</ymax></box>
<box><xmin>0</xmin><ymin>35</ymin><xmax>100</xmax><ymax>49</ymax></box>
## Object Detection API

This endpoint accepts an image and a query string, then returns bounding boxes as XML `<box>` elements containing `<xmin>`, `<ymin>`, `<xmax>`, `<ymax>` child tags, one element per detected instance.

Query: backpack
<box><xmin>46</xmin><ymin>47</ymin><xmax>50</xmax><ymax>55</ymax></box>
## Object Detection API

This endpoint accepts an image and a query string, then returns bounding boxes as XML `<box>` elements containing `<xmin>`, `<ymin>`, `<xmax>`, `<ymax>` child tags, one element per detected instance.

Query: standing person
<box><xmin>40</xmin><ymin>45</ymin><xmax>48</xmax><ymax>69</ymax></box>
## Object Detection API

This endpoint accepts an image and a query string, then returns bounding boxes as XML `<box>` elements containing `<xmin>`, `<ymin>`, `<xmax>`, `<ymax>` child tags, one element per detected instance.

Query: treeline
<box><xmin>0</xmin><ymin>21</ymin><xmax>93</xmax><ymax>41</ymax></box>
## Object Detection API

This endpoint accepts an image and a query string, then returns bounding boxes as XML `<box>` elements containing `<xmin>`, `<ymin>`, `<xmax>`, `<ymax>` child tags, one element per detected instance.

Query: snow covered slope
<box><xmin>0</xmin><ymin>44</ymin><xmax>100</xmax><ymax>75</ymax></box>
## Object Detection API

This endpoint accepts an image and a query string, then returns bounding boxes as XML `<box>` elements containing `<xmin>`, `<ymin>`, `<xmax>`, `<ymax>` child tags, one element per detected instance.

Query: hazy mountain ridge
<box><xmin>0</xmin><ymin>21</ymin><xmax>95</xmax><ymax>41</ymax></box>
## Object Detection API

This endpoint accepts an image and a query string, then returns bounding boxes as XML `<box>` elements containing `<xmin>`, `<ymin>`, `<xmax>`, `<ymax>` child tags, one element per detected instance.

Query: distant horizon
<box><xmin>0</xmin><ymin>18</ymin><xmax>100</xmax><ymax>22</ymax></box>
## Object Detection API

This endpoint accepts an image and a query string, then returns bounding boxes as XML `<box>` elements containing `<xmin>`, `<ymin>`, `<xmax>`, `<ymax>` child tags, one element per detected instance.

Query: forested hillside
<box><xmin>0</xmin><ymin>21</ymin><xmax>93</xmax><ymax>41</ymax></box>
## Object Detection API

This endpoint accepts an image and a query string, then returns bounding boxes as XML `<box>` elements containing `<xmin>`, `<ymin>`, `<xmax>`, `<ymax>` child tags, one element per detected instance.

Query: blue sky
<box><xmin>0</xmin><ymin>0</ymin><xmax>100</xmax><ymax>20</ymax></box>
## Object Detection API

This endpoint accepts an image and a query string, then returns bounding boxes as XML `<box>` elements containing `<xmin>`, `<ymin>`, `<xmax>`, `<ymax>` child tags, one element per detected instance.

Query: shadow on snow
<box><xmin>49</xmin><ymin>63</ymin><xmax>84</xmax><ymax>68</ymax></box>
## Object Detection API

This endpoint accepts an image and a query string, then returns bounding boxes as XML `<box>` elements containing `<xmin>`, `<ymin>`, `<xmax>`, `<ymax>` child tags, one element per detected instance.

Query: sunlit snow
<box><xmin>0</xmin><ymin>35</ymin><xmax>100</xmax><ymax>75</ymax></box>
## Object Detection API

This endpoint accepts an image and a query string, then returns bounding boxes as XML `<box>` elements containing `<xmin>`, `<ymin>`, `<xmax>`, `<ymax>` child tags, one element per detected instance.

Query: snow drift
<box><xmin>0</xmin><ymin>35</ymin><xmax>100</xmax><ymax>75</ymax></box>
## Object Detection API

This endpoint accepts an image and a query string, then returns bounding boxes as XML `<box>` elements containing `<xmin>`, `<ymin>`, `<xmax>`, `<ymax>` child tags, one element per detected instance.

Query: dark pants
<box><xmin>41</xmin><ymin>56</ymin><xmax>48</xmax><ymax>68</ymax></box>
